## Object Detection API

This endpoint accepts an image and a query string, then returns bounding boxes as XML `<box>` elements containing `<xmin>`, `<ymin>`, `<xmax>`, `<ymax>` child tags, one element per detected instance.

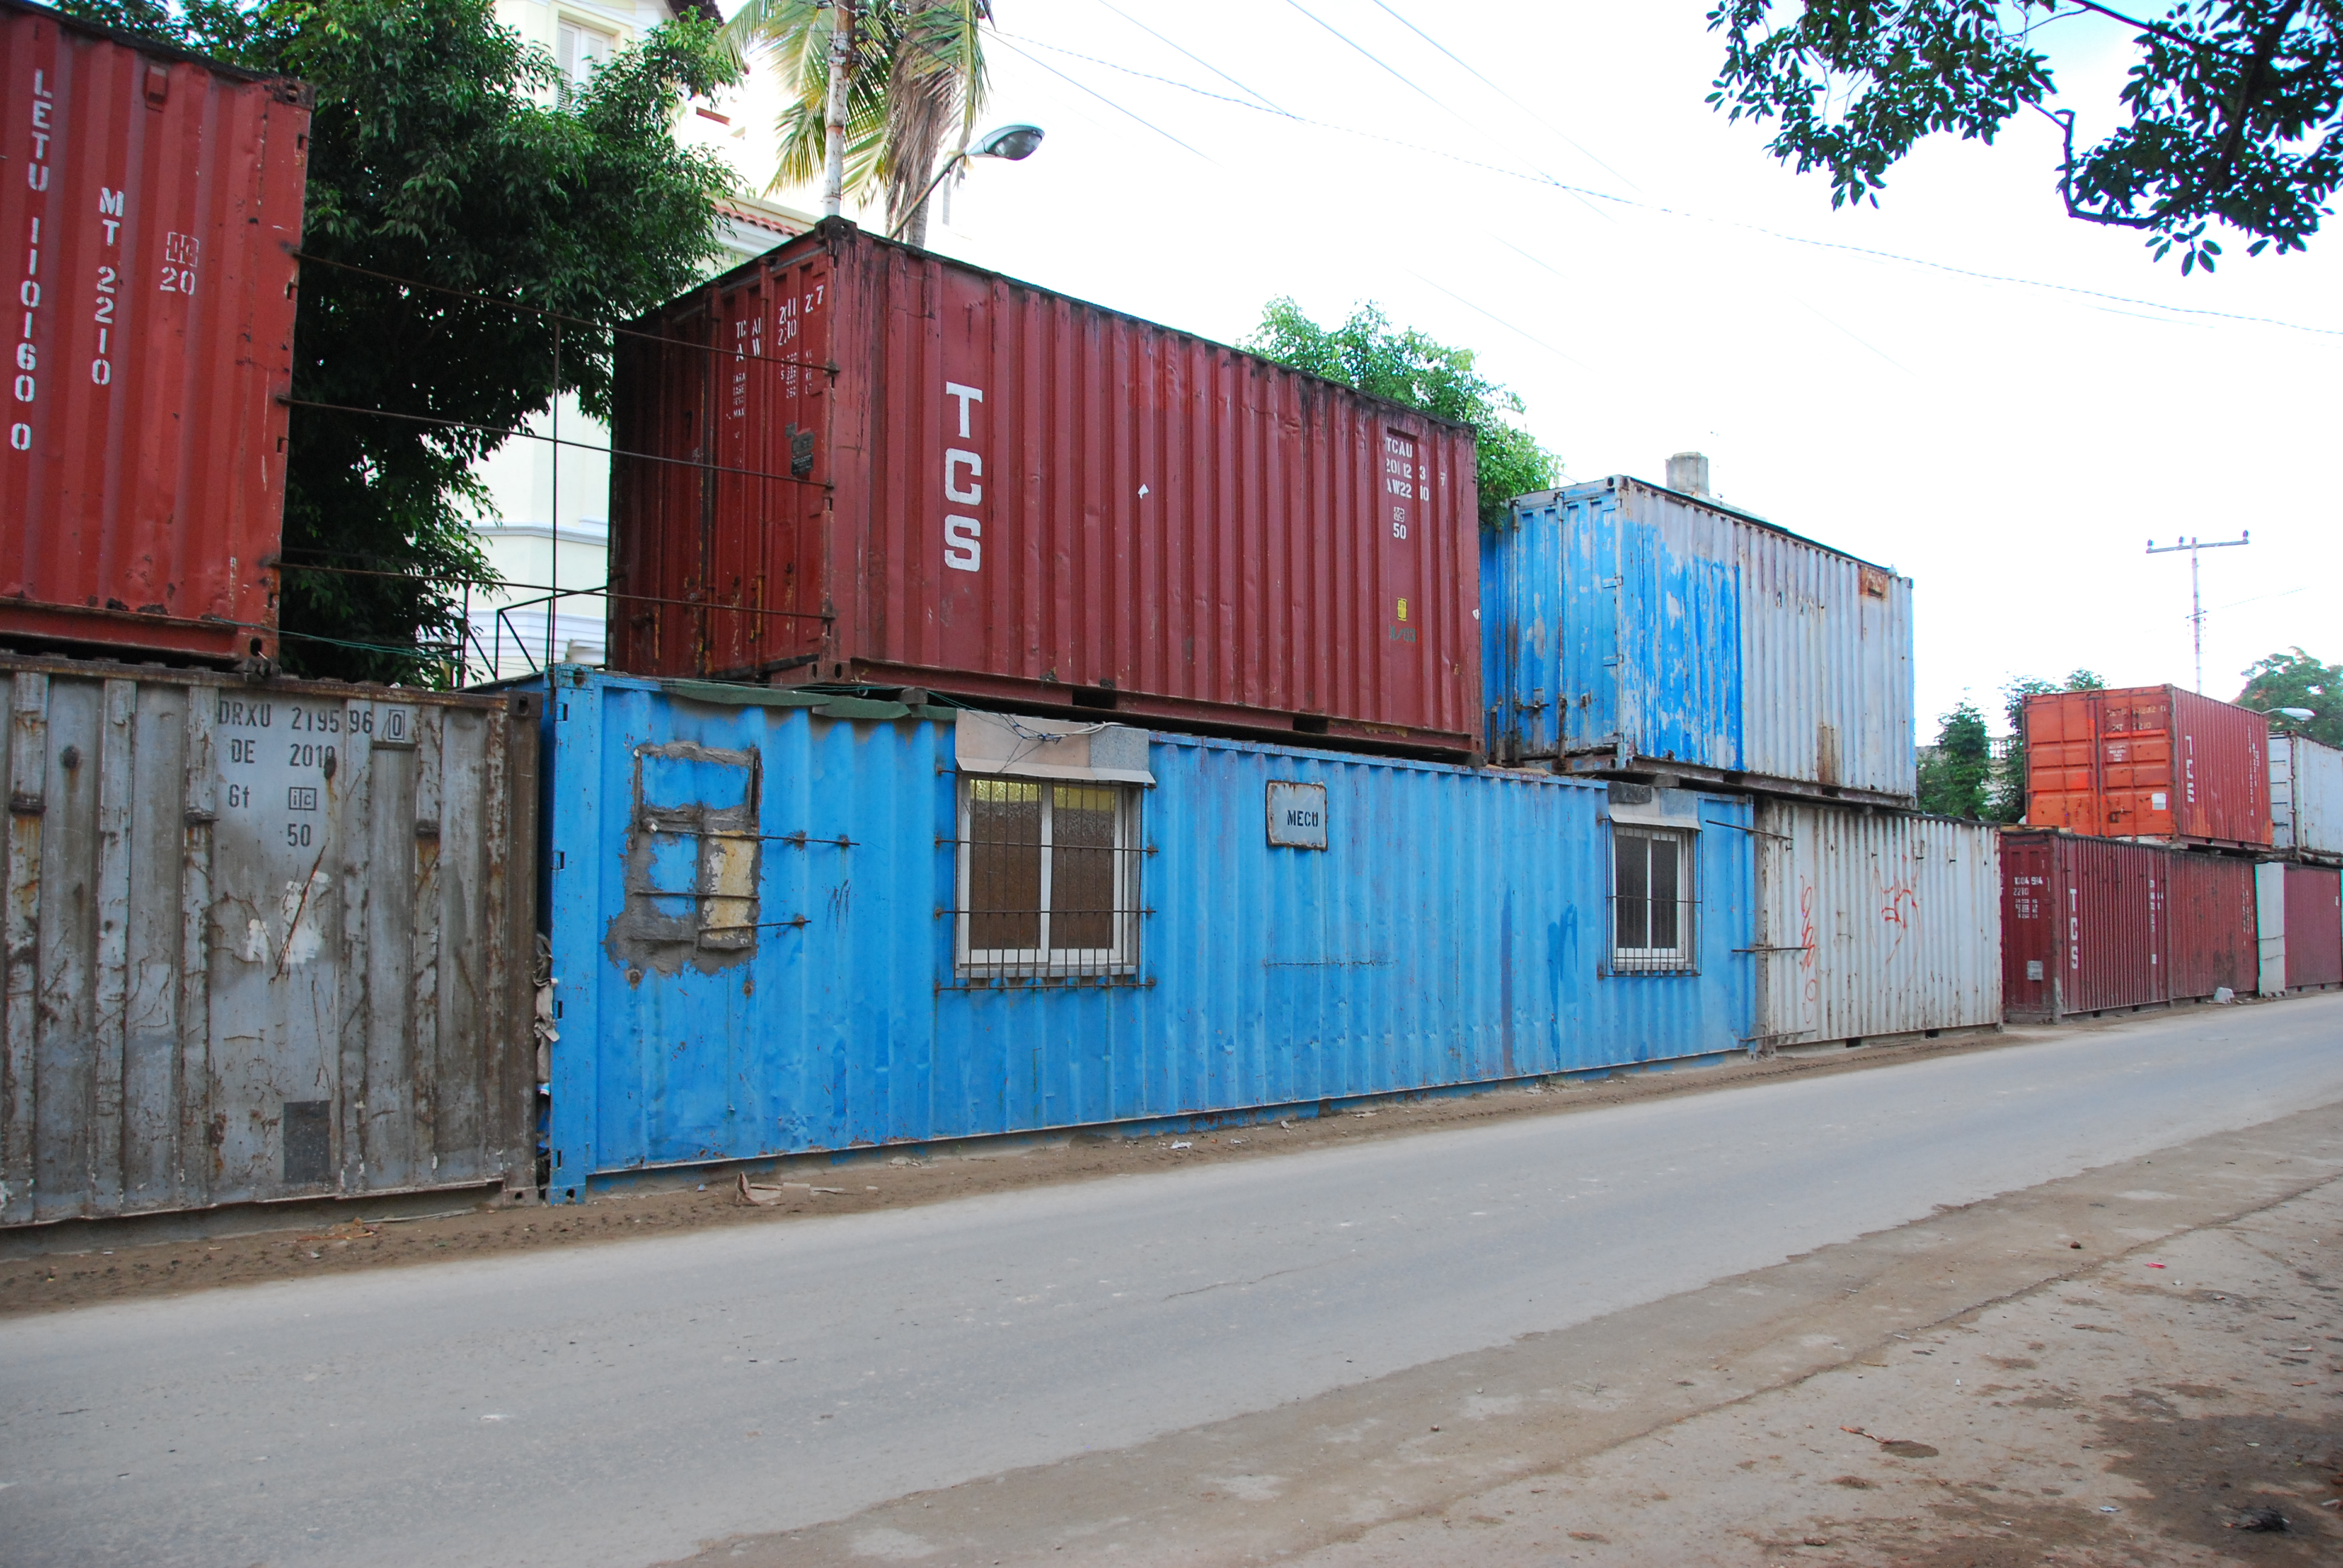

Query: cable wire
<box><xmin>1363</xmin><ymin>0</ymin><xmax>1643</xmax><ymax>191</ymax></box>
<box><xmin>996</xmin><ymin>31</ymin><xmax>2343</xmax><ymax>341</ymax></box>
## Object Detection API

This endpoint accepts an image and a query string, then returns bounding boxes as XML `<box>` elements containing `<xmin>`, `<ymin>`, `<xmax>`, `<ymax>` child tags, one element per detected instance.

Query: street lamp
<box><xmin>2258</xmin><ymin>705</ymin><xmax>2316</xmax><ymax>722</ymax></box>
<box><xmin>890</xmin><ymin>123</ymin><xmax>1046</xmax><ymax>240</ymax></box>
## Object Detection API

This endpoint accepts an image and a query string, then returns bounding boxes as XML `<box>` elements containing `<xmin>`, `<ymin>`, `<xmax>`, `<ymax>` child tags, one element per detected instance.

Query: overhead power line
<box><xmin>994</xmin><ymin>31</ymin><xmax>2343</xmax><ymax>341</ymax></box>
<box><xmin>1364</xmin><ymin>0</ymin><xmax>1643</xmax><ymax>192</ymax></box>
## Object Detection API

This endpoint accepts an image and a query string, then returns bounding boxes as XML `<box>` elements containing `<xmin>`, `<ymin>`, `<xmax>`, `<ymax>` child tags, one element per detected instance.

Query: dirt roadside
<box><xmin>661</xmin><ymin>1099</ymin><xmax>2343</xmax><ymax>1568</ymax></box>
<box><xmin>0</xmin><ymin>1006</ymin><xmax>2257</xmax><ymax>1317</ymax></box>
<box><xmin>0</xmin><ymin>1019</ymin><xmax>2072</xmax><ymax>1316</ymax></box>
<box><xmin>1308</xmin><ymin>1155</ymin><xmax>2343</xmax><ymax>1566</ymax></box>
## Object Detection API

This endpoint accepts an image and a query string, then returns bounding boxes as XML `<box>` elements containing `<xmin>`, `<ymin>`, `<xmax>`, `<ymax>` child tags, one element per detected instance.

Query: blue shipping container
<box><xmin>539</xmin><ymin>668</ymin><xmax>1756</xmax><ymax>1199</ymax></box>
<box><xmin>1483</xmin><ymin>477</ymin><xmax>1915</xmax><ymax>803</ymax></box>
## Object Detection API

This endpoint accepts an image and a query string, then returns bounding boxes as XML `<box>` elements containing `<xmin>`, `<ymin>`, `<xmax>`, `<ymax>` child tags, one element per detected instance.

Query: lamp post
<box><xmin>890</xmin><ymin>123</ymin><xmax>1046</xmax><ymax>240</ymax></box>
<box><xmin>2256</xmin><ymin>705</ymin><xmax>2316</xmax><ymax>724</ymax></box>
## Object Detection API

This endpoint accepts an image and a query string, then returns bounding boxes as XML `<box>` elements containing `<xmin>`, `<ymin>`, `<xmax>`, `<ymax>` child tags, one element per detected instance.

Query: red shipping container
<box><xmin>0</xmin><ymin>1</ymin><xmax>307</xmax><ymax>664</ymax></box>
<box><xmin>2002</xmin><ymin>831</ymin><xmax>2165</xmax><ymax>1021</ymax></box>
<box><xmin>2165</xmin><ymin>850</ymin><xmax>2258</xmax><ymax>1002</ymax></box>
<box><xmin>609</xmin><ymin>221</ymin><xmax>1481</xmax><ymax>753</ymax></box>
<box><xmin>2286</xmin><ymin>863</ymin><xmax>2342</xmax><ymax>990</ymax></box>
<box><xmin>2024</xmin><ymin>685</ymin><xmax>2270</xmax><ymax>849</ymax></box>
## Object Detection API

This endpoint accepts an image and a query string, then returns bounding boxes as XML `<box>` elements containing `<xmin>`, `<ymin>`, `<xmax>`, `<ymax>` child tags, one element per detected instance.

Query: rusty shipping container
<box><xmin>1</xmin><ymin>654</ymin><xmax>537</xmax><ymax>1228</ymax></box>
<box><xmin>2000</xmin><ymin>830</ymin><xmax>2255</xmax><ymax>1022</ymax></box>
<box><xmin>1752</xmin><ymin>802</ymin><xmax>2000</xmax><ymax>1048</ymax></box>
<box><xmin>2024</xmin><ymin>685</ymin><xmax>2270</xmax><ymax>849</ymax></box>
<box><xmin>609</xmin><ymin>220</ymin><xmax>1481</xmax><ymax>753</ymax></box>
<box><xmin>2284</xmin><ymin>863</ymin><xmax>2342</xmax><ymax>990</ymax></box>
<box><xmin>0</xmin><ymin>0</ymin><xmax>307</xmax><ymax>665</ymax></box>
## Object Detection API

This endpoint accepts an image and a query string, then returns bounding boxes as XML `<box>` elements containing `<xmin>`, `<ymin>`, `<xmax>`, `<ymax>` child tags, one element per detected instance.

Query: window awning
<box><xmin>954</xmin><ymin>709</ymin><xmax>1155</xmax><ymax>786</ymax></box>
<box><xmin>1604</xmin><ymin>783</ymin><xmax>1703</xmax><ymax>830</ymax></box>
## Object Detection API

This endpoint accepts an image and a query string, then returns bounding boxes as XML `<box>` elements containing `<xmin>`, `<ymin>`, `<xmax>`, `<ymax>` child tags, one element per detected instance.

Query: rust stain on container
<box><xmin>2024</xmin><ymin>685</ymin><xmax>2270</xmax><ymax>849</ymax></box>
<box><xmin>0</xmin><ymin>1</ymin><xmax>308</xmax><ymax>664</ymax></box>
<box><xmin>610</xmin><ymin>221</ymin><xmax>1481</xmax><ymax>753</ymax></box>
<box><xmin>1999</xmin><ymin>829</ymin><xmax>2256</xmax><ymax>1021</ymax></box>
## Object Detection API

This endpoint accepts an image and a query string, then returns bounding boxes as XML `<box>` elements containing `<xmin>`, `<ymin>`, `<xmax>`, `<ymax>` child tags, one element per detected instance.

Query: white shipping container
<box><xmin>1753</xmin><ymin>801</ymin><xmax>2001</xmax><ymax>1047</ymax></box>
<box><xmin>2270</xmin><ymin>733</ymin><xmax>2343</xmax><ymax>862</ymax></box>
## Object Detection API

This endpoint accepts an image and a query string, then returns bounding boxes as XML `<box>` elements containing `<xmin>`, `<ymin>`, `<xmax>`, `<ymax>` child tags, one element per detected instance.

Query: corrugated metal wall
<box><xmin>2285</xmin><ymin>864</ymin><xmax>2342</xmax><ymax>989</ymax></box>
<box><xmin>1484</xmin><ymin>479</ymin><xmax>1915</xmax><ymax>801</ymax></box>
<box><xmin>0</xmin><ymin>2</ymin><xmax>307</xmax><ymax>663</ymax></box>
<box><xmin>2024</xmin><ymin>687</ymin><xmax>2270</xmax><ymax>849</ymax></box>
<box><xmin>541</xmin><ymin>670</ymin><xmax>1757</xmax><ymax>1198</ymax></box>
<box><xmin>2166</xmin><ymin>852</ymin><xmax>2259</xmax><ymax>1002</ymax></box>
<box><xmin>1</xmin><ymin>656</ymin><xmax>537</xmax><ymax>1226</ymax></box>
<box><xmin>610</xmin><ymin>224</ymin><xmax>1481</xmax><ymax>753</ymax></box>
<box><xmin>1753</xmin><ymin>803</ymin><xmax>2001</xmax><ymax>1045</ymax></box>
<box><xmin>2272</xmin><ymin>734</ymin><xmax>2343</xmax><ymax>863</ymax></box>
<box><xmin>2000</xmin><ymin>831</ymin><xmax>2254</xmax><ymax>1021</ymax></box>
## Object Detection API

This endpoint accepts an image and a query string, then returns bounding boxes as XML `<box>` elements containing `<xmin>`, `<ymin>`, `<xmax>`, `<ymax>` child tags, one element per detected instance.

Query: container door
<box><xmin>2002</xmin><ymin>837</ymin><xmax>2056</xmax><ymax>1018</ymax></box>
<box><xmin>1559</xmin><ymin>491</ymin><xmax>1622</xmax><ymax>756</ymax></box>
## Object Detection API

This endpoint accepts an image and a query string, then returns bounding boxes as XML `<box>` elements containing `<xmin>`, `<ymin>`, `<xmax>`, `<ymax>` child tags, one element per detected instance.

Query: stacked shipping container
<box><xmin>1481</xmin><ymin>476</ymin><xmax>1916</xmax><ymax>803</ymax></box>
<box><xmin>2270</xmin><ymin>733</ymin><xmax>2343</xmax><ymax>864</ymax></box>
<box><xmin>539</xmin><ymin>669</ymin><xmax>1756</xmax><ymax>1199</ymax></box>
<box><xmin>0</xmin><ymin>1</ymin><xmax>309</xmax><ymax>664</ymax></box>
<box><xmin>2024</xmin><ymin>685</ymin><xmax>2270</xmax><ymax>849</ymax></box>
<box><xmin>609</xmin><ymin>221</ymin><xmax>1481</xmax><ymax>754</ymax></box>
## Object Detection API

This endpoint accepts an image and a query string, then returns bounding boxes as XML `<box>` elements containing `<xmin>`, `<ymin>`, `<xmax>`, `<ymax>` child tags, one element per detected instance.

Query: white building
<box><xmin>465</xmin><ymin>0</ymin><xmax>834</xmax><ymax>681</ymax></box>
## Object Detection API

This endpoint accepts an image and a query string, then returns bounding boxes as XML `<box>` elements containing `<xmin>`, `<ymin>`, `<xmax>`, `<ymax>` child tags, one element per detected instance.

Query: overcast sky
<box><xmin>738</xmin><ymin>1</ymin><xmax>2340</xmax><ymax>734</ymax></box>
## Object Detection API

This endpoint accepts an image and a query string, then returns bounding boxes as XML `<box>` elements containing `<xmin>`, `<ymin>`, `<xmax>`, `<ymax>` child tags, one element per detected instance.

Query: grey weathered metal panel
<box><xmin>2272</xmin><ymin>733</ymin><xmax>2343</xmax><ymax>863</ymax></box>
<box><xmin>1484</xmin><ymin>479</ymin><xmax>1916</xmax><ymax>802</ymax></box>
<box><xmin>1754</xmin><ymin>800</ymin><xmax>2001</xmax><ymax>1045</ymax></box>
<box><xmin>0</xmin><ymin>653</ymin><xmax>538</xmax><ymax>1226</ymax></box>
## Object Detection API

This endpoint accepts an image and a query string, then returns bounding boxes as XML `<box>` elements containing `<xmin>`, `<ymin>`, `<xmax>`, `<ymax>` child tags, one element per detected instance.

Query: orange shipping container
<box><xmin>0</xmin><ymin>0</ymin><xmax>308</xmax><ymax>664</ymax></box>
<box><xmin>2024</xmin><ymin>685</ymin><xmax>2270</xmax><ymax>849</ymax></box>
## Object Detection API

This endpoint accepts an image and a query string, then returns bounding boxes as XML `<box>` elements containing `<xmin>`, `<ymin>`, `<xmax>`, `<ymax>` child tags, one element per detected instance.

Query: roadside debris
<box><xmin>2229</xmin><ymin>1504</ymin><xmax>2289</xmax><ymax>1532</ymax></box>
<box><xmin>1840</xmin><ymin>1425</ymin><xmax>1939</xmax><ymax>1459</ymax></box>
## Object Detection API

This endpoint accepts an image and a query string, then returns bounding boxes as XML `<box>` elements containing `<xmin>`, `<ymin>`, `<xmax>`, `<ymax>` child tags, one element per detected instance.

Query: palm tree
<box><xmin>723</xmin><ymin>0</ymin><xmax>990</xmax><ymax>248</ymax></box>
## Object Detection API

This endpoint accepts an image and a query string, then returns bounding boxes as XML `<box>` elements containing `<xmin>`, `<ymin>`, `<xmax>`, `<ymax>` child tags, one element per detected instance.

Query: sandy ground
<box><xmin>1308</xmin><ymin>1167</ymin><xmax>2343</xmax><ymax>1566</ymax></box>
<box><xmin>0</xmin><ymin>1022</ymin><xmax>2048</xmax><ymax>1316</ymax></box>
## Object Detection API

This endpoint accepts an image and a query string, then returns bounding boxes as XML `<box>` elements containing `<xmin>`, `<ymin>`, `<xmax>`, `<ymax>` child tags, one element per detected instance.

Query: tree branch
<box><xmin>2031</xmin><ymin>101</ymin><xmax>2157</xmax><ymax>227</ymax></box>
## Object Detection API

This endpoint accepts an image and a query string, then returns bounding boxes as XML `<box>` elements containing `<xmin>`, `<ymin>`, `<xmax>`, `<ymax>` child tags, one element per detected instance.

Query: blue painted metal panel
<box><xmin>540</xmin><ymin>669</ymin><xmax>1755</xmax><ymax>1198</ymax></box>
<box><xmin>1484</xmin><ymin>479</ymin><xmax>1913</xmax><ymax>800</ymax></box>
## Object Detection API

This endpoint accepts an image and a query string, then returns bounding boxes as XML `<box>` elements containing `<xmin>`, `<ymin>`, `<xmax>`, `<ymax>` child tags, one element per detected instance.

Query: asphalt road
<box><xmin>6</xmin><ymin>996</ymin><xmax>2342</xmax><ymax>1568</ymax></box>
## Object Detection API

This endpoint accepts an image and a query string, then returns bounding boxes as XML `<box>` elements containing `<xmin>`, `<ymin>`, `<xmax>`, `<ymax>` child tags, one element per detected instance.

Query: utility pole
<box><xmin>2145</xmin><ymin>532</ymin><xmax>2249</xmax><ymax>694</ymax></box>
<box><xmin>821</xmin><ymin>0</ymin><xmax>855</xmax><ymax>219</ymax></box>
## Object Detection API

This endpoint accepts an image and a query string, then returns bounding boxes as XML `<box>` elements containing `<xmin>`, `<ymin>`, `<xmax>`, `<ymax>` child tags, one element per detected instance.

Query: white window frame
<box><xmin>1610</xmin><ymin>825</ymin><xmax>1697</xmax><ymax>974</ymax></box>
<box><xmin>555</xmin><ymin>17</ymin><xmax>618</xmax><ymax>92</ymax></box>
<box><xmin>954</xmin><ymin>777</ymin><xmax>1141</xmax><ymax>979</ymax></box>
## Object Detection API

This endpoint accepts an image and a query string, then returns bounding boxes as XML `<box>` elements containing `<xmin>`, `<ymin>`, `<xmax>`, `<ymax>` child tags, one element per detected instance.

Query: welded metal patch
<box><xmin>605</xmin><ymin>740</ymin><xmax>763</xmax><ymax>973</ymax></box>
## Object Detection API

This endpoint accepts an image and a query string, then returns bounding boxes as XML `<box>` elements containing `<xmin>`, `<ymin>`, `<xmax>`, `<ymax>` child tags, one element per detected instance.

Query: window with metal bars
<box><xmin>952</xmin><ymin>778</ymin><xmax>1142</xmax><ymax>979</ymax></box>
<box><xmin>1611</xmin><ymin>826</ymin><xmax>1697</xmax><ymax>974</ymax></box>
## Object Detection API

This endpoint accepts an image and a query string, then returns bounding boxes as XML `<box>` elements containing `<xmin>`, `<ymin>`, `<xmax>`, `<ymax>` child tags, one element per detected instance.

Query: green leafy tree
<box><xmin>2238</xmin><ymin>647</ymin><xmax>2342</xmax><ymax>748</ymax></box>
<box><xmin>1992</xmin><ymin>668</ymin><xmax>2108</xmax><ymax>822</ymax></box>
<box><xmin>1244</xmin><ymin>299</ymin><xmax>1563</xmax><ymax>528</ymax></box>
<box><xmin>1706</xmin><ymin>2</ymin><xmax>2343</xmax><ymax>274</ymax></box>
<box><xmin>65</xmin><ymin>0</ymin><xmax>741</xmax><ymax>681</ymax></box>
<box><xmin>1918</xmin><ymin>699</ymin><xmax>1991</xmax><ymax>818</ymax></box>
<box><xmin>724</xmin><ymin>0</ymin><xmax>991</xmax><ymax>246</ymax></box>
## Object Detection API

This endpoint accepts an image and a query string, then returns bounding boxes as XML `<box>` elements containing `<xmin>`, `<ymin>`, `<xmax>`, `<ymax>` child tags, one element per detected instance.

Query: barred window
<box><xmin>1611</xmin><ymin>826</ymin><xmax>1697</xmax><ymax>974</ymax></box>
<box><xmin>955</xmin><ymin>778</ymin><xmax>1141</xmax><ymax>978</ymax></box>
